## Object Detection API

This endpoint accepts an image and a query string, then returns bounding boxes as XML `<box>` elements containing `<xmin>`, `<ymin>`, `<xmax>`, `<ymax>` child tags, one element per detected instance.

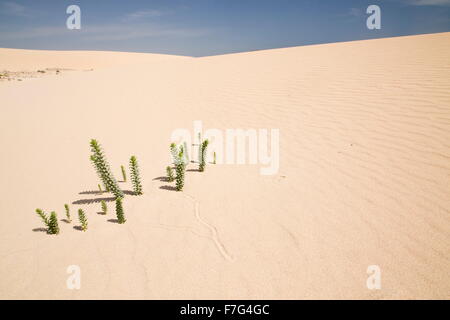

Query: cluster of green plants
<box><xmin>166</xmin><ymin>137</ymin><xmax>214</xmax><ymax>191</ymax></box>
<box><xmin>35</xmin><ymin>209</ymin><xmax>59</xmax><ymax>235</ymax></box>
<box><xmin>170</xmin><ymin>143</ymin><xmax>187</xmax><ymax>191</ymax></box>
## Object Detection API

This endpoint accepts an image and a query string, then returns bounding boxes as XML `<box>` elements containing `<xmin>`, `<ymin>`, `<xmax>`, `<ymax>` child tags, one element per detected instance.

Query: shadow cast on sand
<box><xmin>107</xmin><ymin>219</ymin><xmax>119</xmax><ymax>224</ymax></box>
<box><xmin>61</xmin><ymin>219</ymin><xmax>71</xmax><ymax>223</ymax></box>
<box><xmin>187</xmin><ymin>169</ymin><xmax>200</xmax><ymax>172</ymax></box>
<box><xmin>72</xmin><ymin>197</ymin><xmax>116</xmax><ymax>205</ymax></box>
<box><xmin>73</xmin><ymin>226</ymin><xmax>83</xmax><ymax>231</ymax></box>
<box><xmin>79</xmin><ymin>190</ymin><xmax>103</xmax><ymax>195</ymax></box>
<box><xmin>159</xmin><ymin>185</ymin><xmax>177</xmax><ymax>192</ymax></box>
<box><xmin>153</xmin><ymin>176</ymin><xmax>168</xmax><ymax>182</ymax></box>
<box><xmin>32</xmin><ymin>227</ymin><xmax>48</xmax><ymax>233</ymax></box>
<box><xmin>97</xmin><ymin>211</ymin><xmax>106</xmax><ymax>215</ymax></box>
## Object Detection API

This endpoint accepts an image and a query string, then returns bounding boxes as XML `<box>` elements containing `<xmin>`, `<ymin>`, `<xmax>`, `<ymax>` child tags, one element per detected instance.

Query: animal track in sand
<box><xmin>184</xmin><ymin>194</ymin><xmax>234</xmax><ymax>262</ymax></box>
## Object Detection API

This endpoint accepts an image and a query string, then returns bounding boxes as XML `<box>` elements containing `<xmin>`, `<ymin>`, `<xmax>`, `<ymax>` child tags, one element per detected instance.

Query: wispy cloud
<box><xmin>123</xmin><ymin>10</ymin><xmax>166</xmax><ymax>21</ymax></box>
<box><xmin>1</xmin><ymin>1</ymin><xmax>30</xmax><ymax>17</ymax></box>
<box><xmin>403</xmin><ymin>0</ymin><xmax>450</xmax><ymax>5</ymax></box>
<box><xmin>0</xmin><ymin>24</ymin><xmax>210</xmax><ymax>42</ymax></box>
<box><xmin>348</xmin><ymin>8</ymin><xmax>364</xmax><ymax>18</ymax></box>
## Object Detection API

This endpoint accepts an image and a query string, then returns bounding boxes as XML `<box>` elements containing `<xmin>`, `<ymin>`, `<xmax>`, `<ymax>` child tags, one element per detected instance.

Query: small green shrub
<box><xmin>170</xmin><ymin>143</ymin><xmax>187</xmax><ymax>191</ymax></box>
<box><xmin>90</xmin><ymin>139</ymin><xmax>123</xmax><ymax>198</ymax></box>
<box><xmin>199</xmin><ymin>139</ymin><xmax>209</xmax><ymax>172</ymax></box>
<box><xmin>64</xmin><ymin>204</ymin><xmax>71</xmax><ymax>223</ymax></box>
<box><xmin>36</xmin><ymin>208</ymin><xmax>49</xmax><ymax>227</ymax></box>
<box><xmin>121</xmin><ymin>165</ymin><xmax>127</xmax><ymax>182</ymax></box>
<box><xmin>101</xmin><ymin>200</ymin><xmax>107</xmax><ymax>215</ymax></box>
<box><xmin>98</xmin><ymin>184</ymin><xmax>103</xmax><ymax>192</ymax></box>
<box><xmin>48</xmin><ymin>212</ymin><xmax>60</xmax><ymax>235</ymax></box>
<box><xmin>78</xmin><ymin>209</ymin><xmax>88</xmax><ymax>231</ymax></box>
<box><xmin>166</xmin><ymin>166</ymin><xmax>174</xmax><ymax>182</ymax></box>
<box><xmin>129</xmin><ymin>156</ymin><xmax>143</xmax><ymax>195</ymax></box>
<box><xmin>213</xmin><ymin>152</ymin><xmax>216</xmax><ymax>164</ymax></box>
<box><xmin>115</xmin><ymin>197</ymin><xmax>126</xmax><ymax>224</ymax></box>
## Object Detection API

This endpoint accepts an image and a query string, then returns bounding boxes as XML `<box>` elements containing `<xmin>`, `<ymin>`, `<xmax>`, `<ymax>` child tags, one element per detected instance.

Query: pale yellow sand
<box><xmin>0</xmin><ymin>32</ymin><xmax>449</xmax><ymax>299</ymax></box>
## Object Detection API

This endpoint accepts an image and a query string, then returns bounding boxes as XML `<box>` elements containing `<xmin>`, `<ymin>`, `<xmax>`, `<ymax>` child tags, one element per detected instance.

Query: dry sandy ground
<box><xmin>0</xmin><ymin>32</ymin><xmax>449</xmax><ymax>299</ymax></box>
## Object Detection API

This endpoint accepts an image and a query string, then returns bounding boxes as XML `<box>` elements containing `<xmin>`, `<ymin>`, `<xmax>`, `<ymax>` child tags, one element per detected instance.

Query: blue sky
<box><xmin>0</xmin><ymin>0</ymin><xmax>449</xmax><ymax>56</ymax></box>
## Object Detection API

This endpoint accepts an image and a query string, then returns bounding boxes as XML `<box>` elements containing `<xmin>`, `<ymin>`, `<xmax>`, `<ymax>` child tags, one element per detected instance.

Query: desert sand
<box><xmin>0</xmin><ymin>32</ymin><xmax>449</xmax><ymax>299</ymax></box>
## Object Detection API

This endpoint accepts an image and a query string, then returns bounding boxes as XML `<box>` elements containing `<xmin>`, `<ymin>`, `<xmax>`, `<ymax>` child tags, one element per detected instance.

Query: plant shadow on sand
<box><xmin>79</xmin><ymin>190</ymin><xmax>103</xmax><ymax>195</ymax></box>
<box><xmin>107</xmin><ymin>219</ymin><xmax>119</xmax><ymax>224</ymax></box>
<box><xmin>61</xmin><ymin>219</ymin><xmax>71</xmax><ymax>223</ymax></box>
<box><xmin>153</xmin><ymin>176</ymin><xmax>168</xmax><ymax>182</ymax></box>
<box><xmin>73</xmin><ymin>226</ymin><xmax>83</xmax><ymax>231</ymax></box>
<box><xmin>159</xmin><ymin>185</ymin><xmax>177</xmax><ymax>192</ymax></box>
<box><xmin>72</xmin><ymin>197</ymin><xmax>116</xmax><ymax>205</ymax></box>
<box><xmin>32</xmin><ymin>227</ymin><xmax>48</xmax><ymax>233</ymax></box>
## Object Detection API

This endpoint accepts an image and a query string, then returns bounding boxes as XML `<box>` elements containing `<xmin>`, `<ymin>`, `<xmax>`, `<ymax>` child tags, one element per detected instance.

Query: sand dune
<box><xmin>0</xmin><ymin>32</ymin><xmax>449</xmax><ymax>299</ymax></box>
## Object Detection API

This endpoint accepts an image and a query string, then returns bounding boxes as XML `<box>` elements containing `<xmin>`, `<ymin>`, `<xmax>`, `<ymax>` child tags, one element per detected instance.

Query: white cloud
<box><xmin>1</xmin><ymin>1</ymin><xmax>30</xmax><ymax>17</ymax></box>
<box><xmin>123</xmin><ymin>10</ymin><xmax>166</xmax><ymax>21</ymax></box>
<box><xmin>0</xmin><ymin>24</ymin><xmax>210</xmax><ymax>42</ymax></box>
<box><xmin>404</xmin><ymin>0</ymin><xmax>450</xmax><ymax>5</ymax></box>
<box><xmin>348</xmin><ymin>8</ymin><xmax>364</xmax><ymax>17</ymax></box>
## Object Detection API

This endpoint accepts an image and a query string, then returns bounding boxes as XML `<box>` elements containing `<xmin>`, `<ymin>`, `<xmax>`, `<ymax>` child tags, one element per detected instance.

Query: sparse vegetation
<box><xmin>199</xmin><ymin>139</ymin><xmax>209</xmax><ymax>172</ymax></box>
<box><xmin>115</xmin><ymin>197</ymin><xmax>126</xmax><ymax>224</ymax></box>
<box><xmin>98</xmin><ymin>184</ymin><xmax>103</xmax><ymax>192</ymax></box>
<box><xmin>48</xmin><ymin>212</ymin><xmax>60</xmax><ymax>235</ymax></box>
<box><xmin>101</xmin><ymin>200</ymin><xmax>107</xmax><ymax>215</ymax></box>
<box><xmin>64</xmin><ymin>204</ymin><xmax>71</xmax><ymax>223</ymax></box>
<box><xmin>121</xmin><ymin>165</ymin><xmax>127</xmax><ymax>182</ymax></box>
<box><xmin>171</xmin><ymin>144</ymin><xmax>186</xmax><ymax>191</ymax></box>
<box><xmin>36</xmin><ymin>208</ymin><xmax>49</xmax><ymax>227</ymax></box>
<box><xmin>78</xmin><ymin>209</ymin><xmax>88</xmax><ymax>231</ymax></box>
<box><xmin>213</xmin><ymin>152</ymin><xmax>216</xmax><ymax>164</ymax></box>
<box><xmin>166</xmin><ymin>166</ymin><xmax>174</xmax><ymax>182</ymax></box>
<box><xmin>129</xmin><ymin>156</ymin><xmax>143</xmax><ymax>195</ymax></box>
<box><xmin>90</xmin><ymin>139</ymin><xmax>123</xmax><ymax>199</ymax></box>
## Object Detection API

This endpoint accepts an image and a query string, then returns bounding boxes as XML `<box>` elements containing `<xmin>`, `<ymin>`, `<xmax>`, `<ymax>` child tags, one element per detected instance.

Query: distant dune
<box><xmin>0</xmin><ymin>48</ymin><xmax>190</xmax><ymax>71</ymax></box>
<box><xmin>0</xmin><ymin>32</ymin><xmax>449</xmax><ymax>299</ymax></box>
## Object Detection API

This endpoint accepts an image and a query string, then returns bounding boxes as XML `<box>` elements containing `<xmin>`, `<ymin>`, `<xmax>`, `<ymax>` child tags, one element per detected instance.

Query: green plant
<box><xmin>170</xmin><ymin>143</ymin><xmax>187</xmax><ymax>191</ymax></box>
<box><xmin>48</xmin><ymin>211</ymin><xmax>60</xmax><ymax>235</ymax></box>
<box><xmin>166</xmin><ymin>166</ymin><xmax>174</xmax><ymax>182</ymax></box>
<box><xmin>199</xmin><ymin>139</ymin><xmax>209</xmax><ymax>172</ymax></box>
<box><xmin>129</xmin><ymin>156</ymin><xmax>143</xmax><ymax>195</ymax></box>
<box><xmin>90</xmin><ymin>139</ymin><xmax>123</xmax><ymax>198</ymax></box>
<box><xmin>98</xmin><ymin>184</ymin><xmax>103</xmax><ymax>192</ymax></box>
<box><xmin>115</xmin><ymin>197</ymin><xmax>126</xmax><ymax>224</ymax></box>
<box><xmin>213</xmin><ymin>151</ymin><xmax>216</xmax><ymax>164</ymax></box>
<box><xmin>78</xmin><ymin>209</ymin><xmax>88</xmax><ymax>231</ymax></box>
<box><xmin>64</xmin><ymin>204</ymin><xmax>71</xmax><ymax>223</ymax></box>
<box><xmin>121</xmin><ymin>165</ymin><xmax>127</xmax><ymax>182</ymax></box>
<box><xmin>101</xmin><ymin>200</ymin><xmax>107</xmax><ymax>215</ymax></box>
<box><xmin>170</xmin><ymin>143</ymin><xmax>178</xmax><ymax>165</ymax></box>
<box><xmin>36</xmin><ymin>208</ymin><xmax>49</xmax><ymax>227</ymax></box>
